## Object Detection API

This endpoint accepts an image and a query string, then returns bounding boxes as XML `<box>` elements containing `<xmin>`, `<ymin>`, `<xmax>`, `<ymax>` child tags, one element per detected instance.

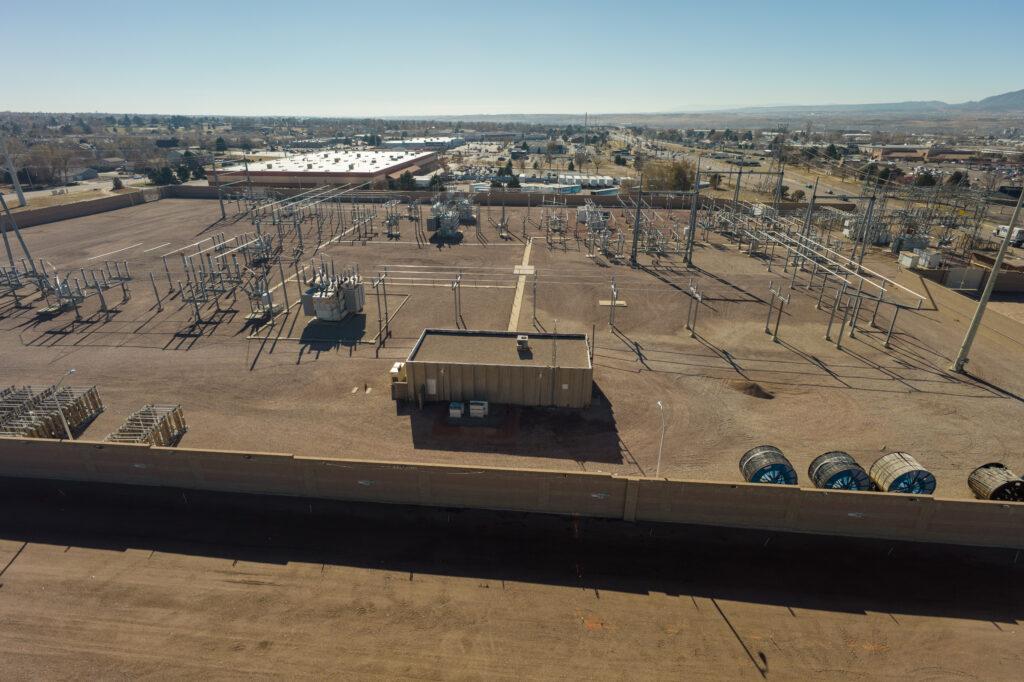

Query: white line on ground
<box><xmin>161</xmin><ymin>237</ymin><xmax>213</xmax><ymax>258</ymax></box>
<box><xmin>86</xmin><ymin>243</ymin><xmax>143</xmax><ymax>261</ymax></box>
<box><xmin>508</xmin><ymin>238</ymin><xmax>533</xmax><ymax>331</ymax></box>
<box><xmin>142</xmin><ymin>242</ymin><xmax>172</xmax><ymax>253</ymax></box>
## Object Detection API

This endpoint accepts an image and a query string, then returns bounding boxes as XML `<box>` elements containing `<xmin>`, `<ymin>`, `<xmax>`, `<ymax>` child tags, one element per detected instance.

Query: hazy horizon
<box><xmin>7</xmin><ymin>0</ymin><xmax>1024</xmax><ymax>118</ymax></box>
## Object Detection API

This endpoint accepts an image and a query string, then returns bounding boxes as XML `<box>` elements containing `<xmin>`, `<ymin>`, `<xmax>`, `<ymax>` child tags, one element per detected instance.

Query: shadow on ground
<box><xmin>298</xmin><ymin>315</ymin><xmax>367</xmax><ymax>351</ymax></box>
<box><xmin>0</xmin><ymin>476</ymin><xmax>1020</xmax><ymax>625</ymax></box>
<box><xmin>403</xmin><ymin>386</ymin><xmax>623</xmax><ymax>462</ymax></box>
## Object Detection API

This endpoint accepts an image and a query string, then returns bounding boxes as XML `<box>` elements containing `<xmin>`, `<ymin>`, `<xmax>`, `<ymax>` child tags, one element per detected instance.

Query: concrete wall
<box><xmin>1</xmin><ymin>188</ymin><xmax>162</xmax><ymax>230</ymax></box>
<box><xmin>3</xmin><ymin>184</ymin><xmax>845</xmax><ymax>231</ymax></box>
<box><xmin>943</xmin><ymin>267</ymin><xmax>984</xmax><ymax>291</ymax></box>
<box><xmin>164</xmin><ymin>185</ymin><xmax>835</xmax><ymax>212</ymax></box>
<box><xmin>0</xmin><ymin>437</ymin><xmax>1022</xmax><ymax>549</ymax></box>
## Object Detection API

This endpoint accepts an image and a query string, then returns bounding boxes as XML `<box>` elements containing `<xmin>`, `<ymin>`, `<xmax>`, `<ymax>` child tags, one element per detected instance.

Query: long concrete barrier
<box><xmin>1</xmin><ymin>188</ymin><xmax>163</xmax><ymax>230</ymax></box>
<box><xmin>0</xmin><ymin>437</ymin><xmax>1021</xmax><ymax>548</ymax></box>
<box><xmin>3</xmin><ymin>183</ymin><xmax>854</xmax><ymax>231</ymax></box>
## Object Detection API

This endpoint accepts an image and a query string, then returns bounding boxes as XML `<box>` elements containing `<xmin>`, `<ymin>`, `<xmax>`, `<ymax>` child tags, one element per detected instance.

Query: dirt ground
<box><xmin>0</xmin><ymin>479</ymin><xmax>1020</xmax><ymax>680</ymax></box>
<box><xmin>2</xmin><ymin>198</ymin><xmax>1024</xmax><ymax>498</ymax></box>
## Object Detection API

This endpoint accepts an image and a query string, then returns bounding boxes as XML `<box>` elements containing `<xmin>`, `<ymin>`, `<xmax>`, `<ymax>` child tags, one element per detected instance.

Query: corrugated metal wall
<box><xmin>406</xmin><ymin>361</ymin><xmax>593</xmax><ymax>408</ymax></box>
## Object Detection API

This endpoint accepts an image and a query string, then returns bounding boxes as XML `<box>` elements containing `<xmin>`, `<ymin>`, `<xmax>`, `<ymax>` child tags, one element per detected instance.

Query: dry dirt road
<box><xmin>0</xmin><ymin>479</ymin><xmax>1019</xmax><ymax>680</ymax></box>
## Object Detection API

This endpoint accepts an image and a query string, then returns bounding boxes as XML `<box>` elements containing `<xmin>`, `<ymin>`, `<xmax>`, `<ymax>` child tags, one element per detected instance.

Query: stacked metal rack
<box><xmin>0</xmin><ymin>384</ymin><xmax>104</xmax><ymax>438</ymax></box>
<box><xmin>106</xmin><ymin>404</ymin><xmax>187</xmax><ymax>446</ymax></box>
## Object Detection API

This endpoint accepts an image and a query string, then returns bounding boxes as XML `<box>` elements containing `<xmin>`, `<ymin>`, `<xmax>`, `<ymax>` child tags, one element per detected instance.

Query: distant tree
<box><xmin>176</xmin><ymin>165</ymin><xmax>191</xmax><ymax>183</ymax></box>
<box><xmin>545</xmin><ymin>140</ymin><xmax>560</xmax><ymax>164</ymax></box>
<box><xmin>490</xmin><ymin>179</ymin><xmax>503</xmax><ymax>188</ymax></box>
<box><xmin>913</xmin><ymin>171</ymin><xmax>937</xmax><ymax>187</ymax></box>
<box><xmin>191</xmin><ymin>164</ymin><xmax>206</xmax><ymax>179</ymax></box>
<box><xmin>574</xmin><ymin>148</ymin><xmax>588</xmax><ymax>171</ymax></box>
<box><xmin>214</xmin><ymin>137</ymin><xmax>228</xmax><ymax>152</ymax></box>
<box><xmin>876</xmin><ymin>166</ymin><xmax>901</xmax><ymax>185</ymax></box>
<box><xmin>946</xmin><ymin>170</ymin><xmax>970</xmax><ymax>188</ymax></box>
<box><xmin>508</xmin><ymin>175</ymin><xmax>521</xmax><ymax>188</ymax></box>
<box><xmin>155</xmin><ymin>138</ymin><xmax>180</xmax><ymax>148</ymax></box>
<box><xmin>147</xmin><ymin>166</ymin><xmax>179</xmax><ymax>185</ymax></box>
<box><xmin>567</xmin><ymin>160</ymin><xmax>575</xmax><ymax>171</ymax></box>
<box><xmin>111</xmin><ymin>176</ymin><xmax>124</xmax><ymax>191</ymax></box>
<box><xmin>790</xmin><ymin>189</ymin><xmax>806</xmax><ymax>202</ymax></box>
<box><xmin>398</xmin><ymin>170</ymin><xmax>416</xmax><ymax>191</ymax></box>
<box><xmin>642</xmin><ymin>160</ymin><xmax>695</xmax><ymax>192</ymax></box>
<box><xmin>857</xmin><ymin>163</ymin><xmax>879</xmax><ymax>182</ymax></box>
<box><xmin>429</xmin><ymin>174</ymin><xmax>445</xmax><ymax>191</ymax></box>
<box><xmin>825</xmin><ymin>143</ymin><xmax>841</xmax><ymax>160</ymax></box>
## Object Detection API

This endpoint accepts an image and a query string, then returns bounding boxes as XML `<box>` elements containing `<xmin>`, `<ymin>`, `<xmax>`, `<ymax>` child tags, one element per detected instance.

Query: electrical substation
<box><xmin>1</xmin><ymin>163</ymin><xmax>1024</xmax><ymax>520</ymax></box>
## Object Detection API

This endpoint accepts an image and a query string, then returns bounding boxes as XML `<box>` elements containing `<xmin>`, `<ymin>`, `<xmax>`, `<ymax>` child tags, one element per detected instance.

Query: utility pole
<box><xmin>795</xmin><ymin>179</ymin><xmax>818</xmax><ymax>271</ymax></box>
<box><xmin>655</xmin><ymin>401</ymin><xmax>666</xmax><ymax>478</ymax></box>
<box><xmin>1</xmin><ymin>138</ymin><xmax>26</xmax><ymax>208</ymax></box>
<box><xmin>855</xmin><ymin>194</ymin><xmax>876</xmax><ymax>268</ymax></box>
<box><xmin>630</xmin><ymin>174</ymin><xmax>643</xmax><ymax>267</ymax></box>
<box><xmin>0</xmin><ymin>192</ymin><xmax>33</xmax><ymax>267</ymax></box>
<box><xmin>951</xmin><ymin>188</ymin><xmax>1024</xmax><ymax>373</ymax></box>
<box><xmin>212</xmin><ymin>153</ymin><xmax>226</xmax><ymax>220</ymax></box>
<box><xmin>684</xmin><ymin>158</ymin><xmax>701</xmax><ymax>267</ymax></box>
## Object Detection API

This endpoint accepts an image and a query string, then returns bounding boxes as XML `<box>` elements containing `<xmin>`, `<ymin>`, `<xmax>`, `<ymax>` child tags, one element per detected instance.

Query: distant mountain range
<box><xmin>707</xmin><ymin>88</ymin><xmax>1024</xmax><ymax>116</ymax></box>
<box><xmin>423</xmin><ymin>88</ymin><xmax>1024</xmax><ymax>130</ymax></box>
<box><xmin>958</xmin><ymin>88</ymin><xmax>1024</xmax><ymax>111</ymax></box>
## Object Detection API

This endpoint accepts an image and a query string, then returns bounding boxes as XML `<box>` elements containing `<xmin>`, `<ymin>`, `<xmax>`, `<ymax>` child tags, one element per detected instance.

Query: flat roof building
<box><xmin>383</xmin><ymin>136</ymin><xmax>464</xmax><ymax>150</ymax></box>
<box><xmin>395</xmin><ymin>329</ymin><xmax>594</xmax><ymax>408</ymax></box>
<box><xmin>209</xmin><ymin>149</ymin><xmax>439</xmax><ymax>188</ymax></box>
<box><xmin>867</xmin><ymin>145</ymin><xmax>926</xmax><ymax>162</ymax></box>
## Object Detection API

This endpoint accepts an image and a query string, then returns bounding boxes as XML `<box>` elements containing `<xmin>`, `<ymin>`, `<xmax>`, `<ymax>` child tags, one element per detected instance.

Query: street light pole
<box><xmin>951</xmin><ymin>188</ymin><xmax>1024</xmax><ymax>373</ymax></box>
<box><xmin>655</xmin><ymin>400</ymin><xmax>666</xmax><ymax>478</ymax></box>
<box><xmin>53</xmin><ymin>368</ymin><xmax>76</xmax><ymax>440</ymax></box>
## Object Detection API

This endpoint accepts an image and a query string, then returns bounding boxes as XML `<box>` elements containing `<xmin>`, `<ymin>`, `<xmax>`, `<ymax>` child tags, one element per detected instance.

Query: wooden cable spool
<box><xmin>808</xmin><ymin>451</ymin><xmax>871</xmax><ymax>491</ymax></box>
<box><xmin>968</xmin><ymin>463</ymin><xmax>1024</xmax><ymax>501</ymax></box>
<box><xmin>868</xmin><ymin>452</ymin><xmax>936</xmax><ymax>494</ymax></box>
<box><xmin>739</xmin><ymin>445</ymin><xmax>798</xmax><ymax>485</ymax></box>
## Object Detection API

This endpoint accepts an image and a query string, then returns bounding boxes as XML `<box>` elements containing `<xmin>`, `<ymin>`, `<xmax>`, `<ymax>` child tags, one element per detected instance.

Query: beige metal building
<box><xmin>393</xmin><ymin>329</ymin><xmax>593</xmax><ymax>408</ymax></box>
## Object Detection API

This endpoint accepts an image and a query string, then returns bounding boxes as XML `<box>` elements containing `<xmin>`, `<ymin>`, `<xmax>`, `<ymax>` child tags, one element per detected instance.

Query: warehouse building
<box><xmin>208</xmin><ymin>149</ymin><xmax>439</xmax><ymax>188</ymax></box>
<box><xmin>383</xmin><ymin>136</ymin><xmax>464</xmax><ymax>150</ymax></box>
<box><xmin>392</xmin><ymin>329</ymin><xmax>593</xmax><ymax>408</ymax></box>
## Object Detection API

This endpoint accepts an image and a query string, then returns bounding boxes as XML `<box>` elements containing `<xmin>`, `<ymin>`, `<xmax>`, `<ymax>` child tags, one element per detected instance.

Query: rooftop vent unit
<box><xmin>516</xmin><ymin>334</ymin><xmax>530</xmax><ymax>352</ymax></box>
<box><xmin>307</xmin><ymin>163</ymin><xmax>313</xmax><ymax>169</ymax></box>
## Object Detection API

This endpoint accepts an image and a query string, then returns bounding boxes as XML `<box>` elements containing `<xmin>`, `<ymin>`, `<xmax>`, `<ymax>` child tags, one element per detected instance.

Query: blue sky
<box><xmin>5</xmin><ymin>0</ymin><xmax>1023</xmax><ymax>116</ymax></box>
